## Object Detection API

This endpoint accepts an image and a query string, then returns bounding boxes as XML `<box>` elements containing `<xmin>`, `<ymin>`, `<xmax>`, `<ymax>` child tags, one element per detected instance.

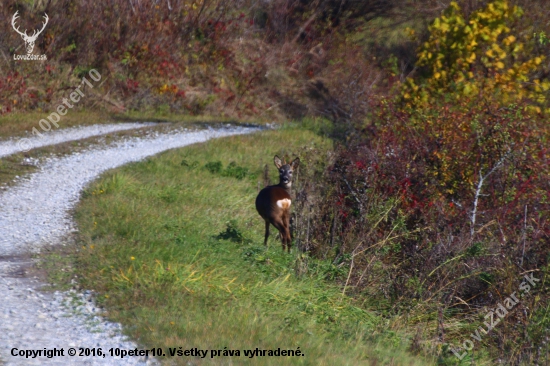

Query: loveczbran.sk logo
<box><xmin>12</xmin><ymin>11</ymin><xmax>48</xmax><ymax>61</ymax></box>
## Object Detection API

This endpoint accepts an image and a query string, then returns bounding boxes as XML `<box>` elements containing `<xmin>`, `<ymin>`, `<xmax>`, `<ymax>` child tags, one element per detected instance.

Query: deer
<box><xmin>12</xmin><ymin>11</ymin><xmax>49</xmax><ymax>54</ymax></box>
<box><xmin>255</xmin><ymin>155</ymin><xmax>300</xmax><ymax>252</ymax></box>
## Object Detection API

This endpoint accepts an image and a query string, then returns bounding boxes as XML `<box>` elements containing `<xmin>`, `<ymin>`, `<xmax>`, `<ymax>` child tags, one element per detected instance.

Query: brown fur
<box><xmin>255</xmin><ymin>156</ymin><xmax>299</xmax><ymax>252</ymax></box>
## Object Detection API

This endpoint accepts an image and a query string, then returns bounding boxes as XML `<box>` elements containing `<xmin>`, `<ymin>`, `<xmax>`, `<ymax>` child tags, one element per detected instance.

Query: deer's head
<box><xmin>12</xmin><ymin>11</ymin><xmax>49</xmax><ymax>54</ymax></box>
<box><xmin>274</xmin><ymin>156</ymin><xmax>300</xmax><ymax>189</ymax></box>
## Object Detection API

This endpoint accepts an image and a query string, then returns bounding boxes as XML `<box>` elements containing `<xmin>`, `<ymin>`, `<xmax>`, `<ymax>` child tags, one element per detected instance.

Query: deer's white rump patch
<box><xmin>276</xmin><ymin>198</ymin><xmax>291</xmax><ymax>209</ymax></box>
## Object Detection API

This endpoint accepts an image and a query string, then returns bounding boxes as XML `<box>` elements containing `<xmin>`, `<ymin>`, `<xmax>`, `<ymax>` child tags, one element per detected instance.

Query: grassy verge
<box><xmin>65</xmin><ymin>126</ymin><xmax>434</xmax><ymax>365</ymax></box>
<box><xmin>0</xmin><ymin>121</ymin><xmax>167</xmax><ymax>188</ymax></box>
<box><xmin>0</xmin><ymin>108</ymin><xmax>260</xmax><ymax>188</ymax></box>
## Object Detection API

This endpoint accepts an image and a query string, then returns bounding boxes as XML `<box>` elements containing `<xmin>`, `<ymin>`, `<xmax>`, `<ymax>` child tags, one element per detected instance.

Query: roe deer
<box><xmin>255</xmin><ymin>155</ymin><xmax>300</xmax><ymax>252</ymax></box>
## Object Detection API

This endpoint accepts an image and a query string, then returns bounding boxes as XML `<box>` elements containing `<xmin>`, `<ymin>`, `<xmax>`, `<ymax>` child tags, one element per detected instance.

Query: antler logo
<box><xmin>12</xmin><ymin>11</ymin><xmax>49</xmax><ymax>55</ymax></box>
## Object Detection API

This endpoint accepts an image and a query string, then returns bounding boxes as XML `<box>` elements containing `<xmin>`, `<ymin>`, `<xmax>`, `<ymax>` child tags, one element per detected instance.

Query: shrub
<box><xmin>402</xmin><ymin>0</ymin><xmax>550</xmax><ymax>113</ymax></box>
<box><xmin>297</xmin><ymin>95</ymin><xmax>550</xmax><ymax>362</ymax></box>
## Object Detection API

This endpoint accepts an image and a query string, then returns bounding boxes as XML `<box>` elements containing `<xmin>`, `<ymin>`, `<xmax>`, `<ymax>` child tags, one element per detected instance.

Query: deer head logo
<box><xmin>12</xmin><ymin>11</ymin><xmax>49</xmax><ymax>54</ymax></box>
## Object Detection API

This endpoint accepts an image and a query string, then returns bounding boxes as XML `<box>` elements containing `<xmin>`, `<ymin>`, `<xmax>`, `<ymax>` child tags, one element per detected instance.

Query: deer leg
<box><xmin>283</xmin><ymin>214</ymin><xmax>292</xmax><ymax>252</ymax></box>
<box><xmin>264</xmin><ymin>220</ymin><xmax>270</xmax><ymax>247</ymax></box>
<box><xmin>285</xmin><ymin>228</ymin><xmax>292</xmax><ymax>252</ymax></box>
<box><xmin>272</xmin><ymin>220</ymin><xmax>287</xmax><ymax>252</ymax></box>
<box><xmin>279</xmin><ymin>231</ymin><xmax>286</xmax><ymax>252</ymax></box>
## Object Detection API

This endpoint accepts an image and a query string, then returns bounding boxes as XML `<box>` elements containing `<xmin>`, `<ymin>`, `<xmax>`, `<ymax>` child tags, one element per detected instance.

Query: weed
<box><xmin>180</xmin><ymin>159</ymin><xmax>199</xmax><ymax>169</ymax></box>
<box><xmin>222</xmin><ymin>161</ymin><xmax>252</xmax><ymax>180</ymax></box>
<box><xmin>204</xmin><ymin>161</ymin><xmax>223</xmax><ymax>174</ymax></box>
<box><xmin>214</xmin><ymin>220</ymin><xmax>250</xmax><ymax>244</ymax></box>
<box><xmin>203</xmin><ymin>160</ymin><xmax>255</xmax><ymax>180</ymax></box>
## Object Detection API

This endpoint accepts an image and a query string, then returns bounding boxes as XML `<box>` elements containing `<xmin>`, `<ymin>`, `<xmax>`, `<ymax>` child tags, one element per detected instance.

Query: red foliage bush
<box><xmin>296</xmin><ymin>97</ymin><xmax>550</xmax><ymax>361</ymax></box>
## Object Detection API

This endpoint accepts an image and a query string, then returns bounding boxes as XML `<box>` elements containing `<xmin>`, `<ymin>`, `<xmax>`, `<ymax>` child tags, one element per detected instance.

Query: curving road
<box><xmin>0</xmin><ymin>124</ymin><xmax>258</xmax><ymax>365</ymax></box>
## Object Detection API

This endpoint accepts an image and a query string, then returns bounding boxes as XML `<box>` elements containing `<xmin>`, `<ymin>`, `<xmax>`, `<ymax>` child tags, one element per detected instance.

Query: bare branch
<box><xmin>470</xmin><ymin>153</ymin><xmax>508</xmax><ymax>237</ymax></box>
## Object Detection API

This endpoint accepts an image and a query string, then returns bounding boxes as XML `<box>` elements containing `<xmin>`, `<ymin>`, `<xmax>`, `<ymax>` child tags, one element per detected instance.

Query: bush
<box><xmin>403</xmin><ymin>0</ymin><xmax>550</xmax><ymax>113</ymax></box>
<box><xmin>298</xmin><ymin>94</ymin><xmax>550</xmax><ymax>362</ymax></box>
<box><xmin>289</xmin><ymin>3</ymin><xmax>550</xmax><ymax>360</ymax></box>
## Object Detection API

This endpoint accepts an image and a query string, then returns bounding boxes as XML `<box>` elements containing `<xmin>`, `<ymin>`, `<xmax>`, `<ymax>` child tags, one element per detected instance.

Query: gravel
<box><xmin>0</xmin><ymin>124</ymin><xmax>259</xmax><ymax>365</ymax></box>
<box><xmin>0</xmin><ymin>123</ymin><xmax>157</xmax><ymax>158</ymax></box>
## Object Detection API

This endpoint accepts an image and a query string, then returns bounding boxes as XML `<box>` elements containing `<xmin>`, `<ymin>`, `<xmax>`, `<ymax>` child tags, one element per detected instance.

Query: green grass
<box><xmin>68</xmin><ymin>127</ymin><xmax>435</xmax><ymax>365</ymax></box>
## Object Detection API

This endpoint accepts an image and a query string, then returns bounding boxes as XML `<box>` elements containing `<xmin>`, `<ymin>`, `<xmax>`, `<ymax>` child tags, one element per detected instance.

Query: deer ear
<box><xmin>274</xmin><ymin>155</ymin><xmax>283</xmax><ymax>169</ymax></box>
<box><xmin>290</xmin><ymin>157</ymin><xmax>300</xmax><ymax>169</ymax></box>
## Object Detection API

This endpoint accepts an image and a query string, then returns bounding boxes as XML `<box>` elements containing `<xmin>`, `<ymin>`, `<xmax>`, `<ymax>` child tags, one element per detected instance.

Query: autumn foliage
<box><xmin>292</xmin><ymin>1</ymin><xmax>550</xmax><ymax>363</ymax></box>
<box><xmin>403</xmin><ymin>0</ymin><xmax>549</xmax><ymax>113</ymax></box>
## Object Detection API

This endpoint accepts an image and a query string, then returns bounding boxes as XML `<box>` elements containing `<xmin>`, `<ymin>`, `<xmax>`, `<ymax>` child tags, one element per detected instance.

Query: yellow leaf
<box><xmin>495</xmin><ymin>61</ymin><xmax>505</xmax><ymax>69</ymax></box>
<box><xmin>503</xmin><ymin>35</ymin><xmax>516</xmax><ymax>46</ymax></box>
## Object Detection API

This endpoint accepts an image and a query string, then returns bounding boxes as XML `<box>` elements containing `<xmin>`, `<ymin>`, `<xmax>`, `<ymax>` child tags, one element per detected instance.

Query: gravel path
<box><xmin>0</xmin><ymin>124</ymin><xmax>258</xmax><ymax>365</ymax></box>
<box><xmin>0</xmin><ymin>123</ymin><xmax>156</xmax><ymax>158</ymax></box>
